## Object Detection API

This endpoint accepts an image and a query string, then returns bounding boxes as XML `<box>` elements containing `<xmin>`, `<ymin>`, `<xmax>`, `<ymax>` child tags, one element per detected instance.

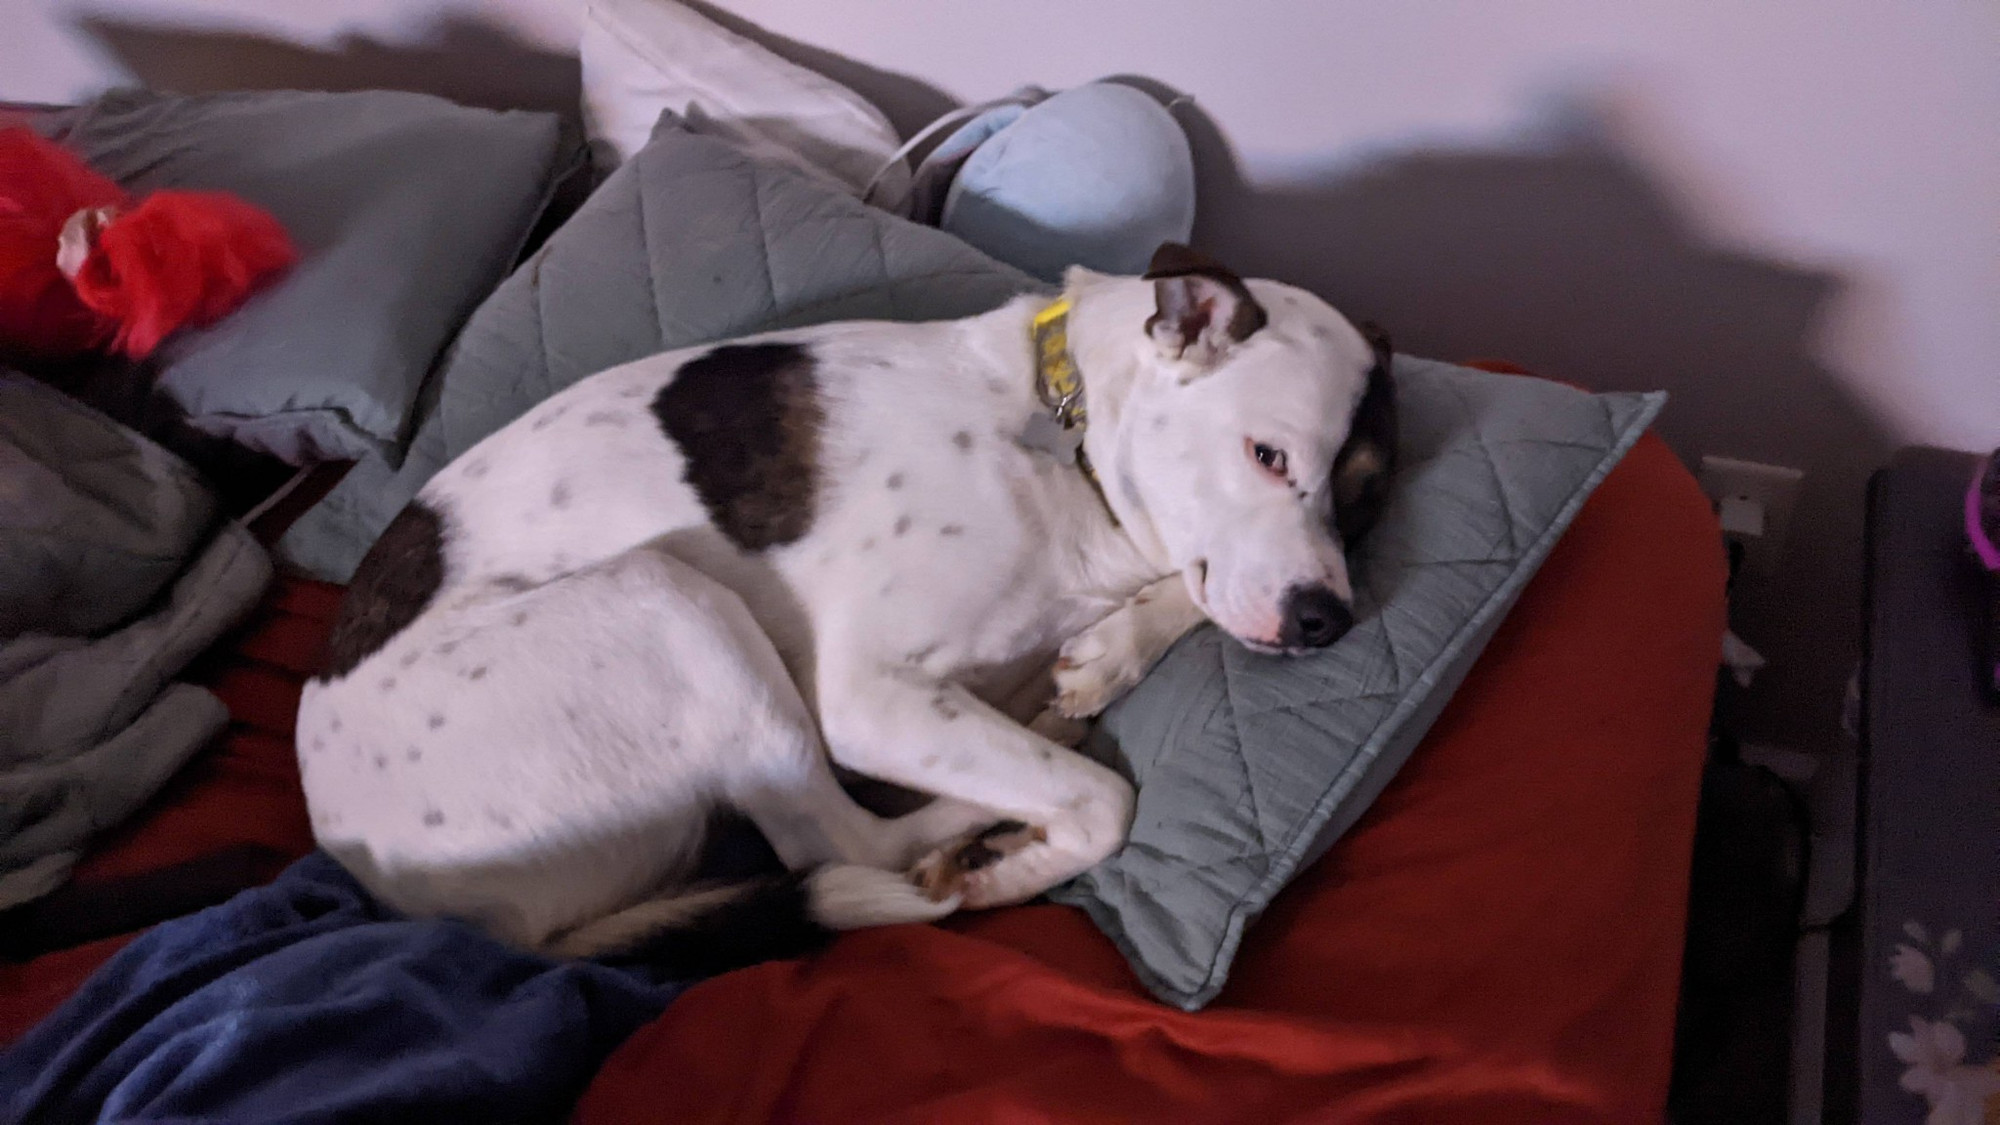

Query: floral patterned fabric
<box><xmin>1886</xmin><ymin>920</ymin><xmax>2000</xmax><ymax>1125</ymax></box>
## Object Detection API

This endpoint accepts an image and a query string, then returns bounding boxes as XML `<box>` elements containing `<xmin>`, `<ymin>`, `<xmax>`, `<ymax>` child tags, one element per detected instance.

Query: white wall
<box><xmin>7</xmin><ymin>0</ymin><xmax>1997</xmax><ymax>749</ymax></box>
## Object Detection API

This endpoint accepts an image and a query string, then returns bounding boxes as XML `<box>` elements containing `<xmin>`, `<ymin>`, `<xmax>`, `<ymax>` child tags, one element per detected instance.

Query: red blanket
<box><xmin>2</xmin><ymin>415</ymin><xmax>1722</xmax><ymax>1124</ymax></box>
<box><xmin>575</xmin><ymin>429</ymin><xmax>1724</xmax><ymax>1125</ymax></box>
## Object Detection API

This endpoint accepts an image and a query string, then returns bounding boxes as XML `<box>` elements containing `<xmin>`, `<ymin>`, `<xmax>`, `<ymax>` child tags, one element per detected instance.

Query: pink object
<box><xmin>1967</xmin><ymin>449</ymin><xmax>1999</xmax><ymax>571</ymax></box>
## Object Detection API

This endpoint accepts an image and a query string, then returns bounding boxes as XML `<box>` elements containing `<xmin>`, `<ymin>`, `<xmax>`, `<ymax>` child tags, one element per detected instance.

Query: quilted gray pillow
<box><xmin>276</xmin><ymin>113</ymin><xmax>1037</xmax><ymax>580</ymax></box>
<box><xmin>1049</xmin><ymin>359</ymin><xmax>1665</xmax><ymax>1010</ymax></box>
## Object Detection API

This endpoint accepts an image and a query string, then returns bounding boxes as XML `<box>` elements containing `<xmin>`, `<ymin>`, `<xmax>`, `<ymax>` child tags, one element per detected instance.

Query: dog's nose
<box><xmin>1280</xmin><ymin>585</ymin><xmax>1353</xmax><ymax>649</ymax></box>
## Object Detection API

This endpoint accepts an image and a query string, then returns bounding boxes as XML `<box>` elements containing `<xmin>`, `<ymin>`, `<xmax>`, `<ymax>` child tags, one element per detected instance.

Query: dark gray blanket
<box><xmin>0</xmin><ymin>373</ymin><xmax>272</xmax><ymax>908</ymax></box>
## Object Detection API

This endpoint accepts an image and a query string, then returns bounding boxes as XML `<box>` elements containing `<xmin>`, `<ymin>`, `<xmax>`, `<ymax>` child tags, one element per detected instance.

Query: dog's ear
<box><xmin>1332</xmin><ymin>322</ymin><xmax>1398</xmax><ymax>545</ymax></box>
<box><xmin>1144</xmin><ymin>242</ymin><xmax>1268</xmax><ymax>370</ymax></box>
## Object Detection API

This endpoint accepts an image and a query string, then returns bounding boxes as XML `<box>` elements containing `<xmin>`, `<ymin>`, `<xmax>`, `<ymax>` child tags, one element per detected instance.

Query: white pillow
<box><xmin>579</xmin><ymin>0</ymin><xmax>908</xmax><ymax>201</ymax></box>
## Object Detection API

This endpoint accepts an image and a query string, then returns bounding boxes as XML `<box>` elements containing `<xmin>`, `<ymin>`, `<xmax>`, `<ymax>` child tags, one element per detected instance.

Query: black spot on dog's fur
<box><xmin>860</xmin><ymin>537</ymin><xmax>876</xmax><ymax>551</ymax></box>
<box><xmin>931</xmin><ymin>693</ymin><xmax>962</xmax><ymax>721</ymax></box>
<box><xmin>652</xmin><ymin>343</ymin><xmax>824</xmax><ymax>551</ymax></box>
<box><xmin>1143</xmin><ymin>242</ymin><xmax>1268</xmax><ymax>345</ymax></box>
<box><xmin>952</xmin><ymin>431</ymin><xmax>973</xmax><ymax>451</ymax></box>
<box><xmin>511</xmin><ymin>611</ymin><xmax>529</xmax><ymax>627</ymax></box>
<box><xmin>380</xmin><ymin>676</ymin><xmax>396</xmax><ymax>692</ymax></box>
<box><xmin>464</xmin><ymin>459</ymin><xmax>490</xmax><ymax>479</ymax></box>
<box><xmin>955</xmin><ymin>820</ymin><xmax>1035</xmax><ymax>871</ymax></box>
<box><xmin>423</xmin><ymin>809</ymin><xmax>445</xmax><ymax>827</ymax></box>
<box><xmin>894</xmin><ymin>515</ymin><xmax>912</xmax><ymax>536</ymax></box>
<box><xmin>886</xmin><ymin>472</ymin><xmax>905</xmax><ymax>490</ymax></box>
<box><xmin>491</xmin><ymin>574</ymin><xmax>532</xmax><ymax>594</ymax></box>
<box><xmin>406</xmin><ymin>747</ymin><xmax>422</xmax><ymax>762</ymax></box>
<box><xmin>399</xmin><ymin>650</ymin><xmax>421</xmax><ymax>669</ymax></box>
<box><xmin>1332</xmin><ymin>324</ymin><xmax>1400</xmax><ymax>545</ymax></box>
<box><xmin>320</xmin><ymin>501</ymin><xmax>448</xmax><ymax>680</ymax></box>
<box><xmin>939</xmin><ymin>524</ymin><xmax>964</xmax><ymax>537</ymax></box>
<box><xmin>435</xmin><ymin>641</ymin><xmax>458</xmax><ymax>657</ymax></box>
<box><xmin>427</xmin><ymin>713</ymin><xmax>446</xmax><ymax>730</ymax></box>
<box><xmin>550</xmin><ymin>480</ymin><xmax>573</xmax><ymax>509</ymax></box>
<box><xmin>584</xmin><ymin>410</ymin><xmax>625</xmax><ymax>427</ymax></box>
<box><xmin>329</xmin><ymin>716</ymin><xmax>342</xmax><ymax>733</ymax></box>
<box><xmin>373</xmin><ymin>754</ymin><xmax>388</xmax><ymax>771</ymax></box>
<box><xmin>530</xmin><ymin>405</ymin><xmax>568</xmax><ymax>432</ymax></box>
<box><xmin>466</xmin><ymin>666</ymin><xmax>488</xmax><ymax>681</ymax></box>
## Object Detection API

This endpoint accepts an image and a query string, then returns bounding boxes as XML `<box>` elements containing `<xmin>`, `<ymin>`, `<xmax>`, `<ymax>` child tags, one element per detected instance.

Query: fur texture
<box><xmin>297</xmin><ymin>250</ymin><xmax>1391</xmax><ymax>968</ymax></box>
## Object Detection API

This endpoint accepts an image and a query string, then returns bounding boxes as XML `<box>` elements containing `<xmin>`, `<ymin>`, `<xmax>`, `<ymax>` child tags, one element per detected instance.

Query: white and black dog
<box><xmin>296</xmin><ymin>244</ymin><xmax>1395</xmax><ymax>971</ymax></box>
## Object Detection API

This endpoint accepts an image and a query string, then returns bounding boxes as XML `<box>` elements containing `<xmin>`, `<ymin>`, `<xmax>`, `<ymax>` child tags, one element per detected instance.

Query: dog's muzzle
<box><xmin>1279</xmin><ymin>584</ymin><xmax>1353</xmax><ymax>649</ymax></box>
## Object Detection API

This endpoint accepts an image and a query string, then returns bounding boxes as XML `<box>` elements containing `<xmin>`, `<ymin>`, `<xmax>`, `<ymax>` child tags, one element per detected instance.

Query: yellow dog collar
<box><xmin>1027</xmin><ymin>297</ymin><xmax>1116</xmax><ymax>525</ymax></box>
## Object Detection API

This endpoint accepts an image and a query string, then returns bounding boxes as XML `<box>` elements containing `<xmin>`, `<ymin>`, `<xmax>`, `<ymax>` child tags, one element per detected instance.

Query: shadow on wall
<box><xmin>72</xmin><ymin>12</ymin><xmax>1885</xmax><ymax>751</ymax></box>
<box><xmin>1138</xmin><ymin>86</ymin><xmax>1889</xmax><ymax>753</ymax></box>
<box><xmin>698</xmin><ymin>12</ymin><xmax>1887</xmax><ymax>751</ymax></box>
<box><xmin>76</xmin><ymin>14</ymin><xmax>581</xmax><ymax>124</ymax></box>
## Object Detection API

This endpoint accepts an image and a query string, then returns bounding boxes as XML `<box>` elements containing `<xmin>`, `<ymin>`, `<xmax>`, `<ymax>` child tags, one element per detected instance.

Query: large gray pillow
<box><xmin>1048</xmin><ymin>360</ymin><xmax>1665</xmax><ymax>1009</ymax></box>
<box><xmin>41</xmin><ymin>89</ymin><xmax>576</xmax><ymax>466</ymax></box>
<box><xmin>276</xmin><ymin>113</ymin><xmax>1038</xmax><ymax>581</ymax></box>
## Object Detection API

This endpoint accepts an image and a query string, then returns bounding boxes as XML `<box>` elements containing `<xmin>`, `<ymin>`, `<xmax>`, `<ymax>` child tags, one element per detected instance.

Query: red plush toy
<box><xmin>0</xmin><ymin>127</ymin><xmax>295</xmax><ymax>361</ymax></box>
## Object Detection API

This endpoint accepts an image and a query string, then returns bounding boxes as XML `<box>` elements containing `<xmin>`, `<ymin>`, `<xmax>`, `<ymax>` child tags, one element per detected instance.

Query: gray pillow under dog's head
<box><xmin>1049</xmin><ymin>360</ymin><xmax>1665</xmax><ymax>1010</ymax></box>
<box><xmin>276</xmin><ymin>113</ymin><xmax>1038</xmax><ymax>581</ymax></box>
<box><xmin>41</xmin><ymin>88</ymin><xmax>574</xmax><ymax>466</ymax></box>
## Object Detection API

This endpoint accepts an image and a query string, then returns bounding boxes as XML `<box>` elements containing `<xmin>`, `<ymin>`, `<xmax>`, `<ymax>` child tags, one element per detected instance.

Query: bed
<box><xmin>3</xmin><ymin>27</ymin><xmax>1725</xmax><ymax>1116</ymax></box>
<box><xmin>1</xmin><ymin>383</ymin><xmax>1722</xmax><ymax>1122</ymax></box>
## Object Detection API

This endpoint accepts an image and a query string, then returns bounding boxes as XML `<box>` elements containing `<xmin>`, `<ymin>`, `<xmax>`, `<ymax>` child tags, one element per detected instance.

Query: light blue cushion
<box><xmin>1049</xmin><ymin>362</ymin><xmax>1667</xmax><ymax>1009</ymax></box>
<box><xmin>941</xmin><ymin>83</ymin><xmax>1195</xmax><ymax>282</ymax></box>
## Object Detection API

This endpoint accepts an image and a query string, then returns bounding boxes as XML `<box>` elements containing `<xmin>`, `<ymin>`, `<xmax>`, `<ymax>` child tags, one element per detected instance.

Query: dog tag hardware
<box><xmin>1024</xmin><ymin>297</ymin><xmax>1118</xmax><ymax>525</ymax></box>
<box><xmin>1018</xmin><ymin>410</ymin><xmax>1085</xmax><ymax>461</ymax></box>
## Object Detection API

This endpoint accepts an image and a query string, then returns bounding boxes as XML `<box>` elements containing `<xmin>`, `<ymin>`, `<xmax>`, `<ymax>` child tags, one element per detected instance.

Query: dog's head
<box><xmin>1093</xmin><ymin>243</ymin><xmax>1397</xmax><ymax>653</ymax></box>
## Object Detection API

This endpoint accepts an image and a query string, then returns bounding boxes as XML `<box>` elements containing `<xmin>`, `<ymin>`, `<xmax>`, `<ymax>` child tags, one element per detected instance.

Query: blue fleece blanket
<box><xmin>0</xmin><ymin>852</ymin><xmax>682</xmax><ymax>1124</ymax></box>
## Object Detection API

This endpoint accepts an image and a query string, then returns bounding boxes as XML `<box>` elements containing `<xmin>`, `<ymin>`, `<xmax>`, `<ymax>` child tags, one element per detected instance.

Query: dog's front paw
<box><xmin>1052</xmin><ymin>616</ymin><xmax>1147</xmax><ymax>719</ymax></box>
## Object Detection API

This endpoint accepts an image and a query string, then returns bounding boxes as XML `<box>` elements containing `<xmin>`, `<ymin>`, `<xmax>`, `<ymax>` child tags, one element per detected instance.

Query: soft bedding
<box><xmin>1</xmin><ymin>387</ymin><xmax>1722</xmax><ymax>1124</ymax></box>
<box><xmin>0</xmin><ymin>853</ymin><xmax>679</xmax><ymax>1124</ymax></box>
<box><xmin>1061</xmin><ymin>359</ymin><xmax>1664</xmax><ymax>1008</ymax></box>
<box><xmin>574</xmin><ymin>423</ymin><xmax>1723</xmax><ymax>1124</ymax></box>
<box><xmin>0</xmin><ymin>375</ymin><xmax>271</xmax><ymax>910</ymax></box>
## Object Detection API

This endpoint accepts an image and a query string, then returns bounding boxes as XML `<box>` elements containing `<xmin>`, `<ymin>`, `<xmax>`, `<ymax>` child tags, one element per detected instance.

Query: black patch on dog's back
<box><xmin>317</xmin><ymin>501</ymin><xmax>447</xmax><ymax>681</ymax></box>
<box><xmin>652</xmin><ymin>343</ymin><xmax>823</xmax><ymax>552</ymax></box>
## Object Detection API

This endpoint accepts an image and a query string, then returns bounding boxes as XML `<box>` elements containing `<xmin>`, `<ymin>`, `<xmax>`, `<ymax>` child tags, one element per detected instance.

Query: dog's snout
<box><xmin>1280</xmin><ymin>585</ymin><xmax>1353</xmax><ymax>649</ymax></box>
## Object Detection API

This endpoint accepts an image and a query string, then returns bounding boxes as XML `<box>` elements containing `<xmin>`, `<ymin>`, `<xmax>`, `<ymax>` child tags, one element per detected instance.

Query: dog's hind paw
<box><xmin>911</xmin><ymin>820</ymin><xmax>1046</xmax><ymax>903</ymax></box>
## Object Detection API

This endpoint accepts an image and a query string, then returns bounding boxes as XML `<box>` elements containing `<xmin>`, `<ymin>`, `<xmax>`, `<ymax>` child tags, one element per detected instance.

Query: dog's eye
<box><xmin>1248</xmin><ymin>440</ymin><xmax>1288</xmax><ymax>480</ymax></box>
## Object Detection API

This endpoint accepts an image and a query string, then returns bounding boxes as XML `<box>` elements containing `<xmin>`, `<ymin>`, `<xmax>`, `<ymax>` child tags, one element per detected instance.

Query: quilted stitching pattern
<box><xmin>1050</xmin><ymin>359</ymin><xmax>1664</xmax><ymax>1009</ymax></box>
<box><xmin>276</xmin><ymin>119</ymin><xmax>1038</xmax><ymax>581</ymax></box>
